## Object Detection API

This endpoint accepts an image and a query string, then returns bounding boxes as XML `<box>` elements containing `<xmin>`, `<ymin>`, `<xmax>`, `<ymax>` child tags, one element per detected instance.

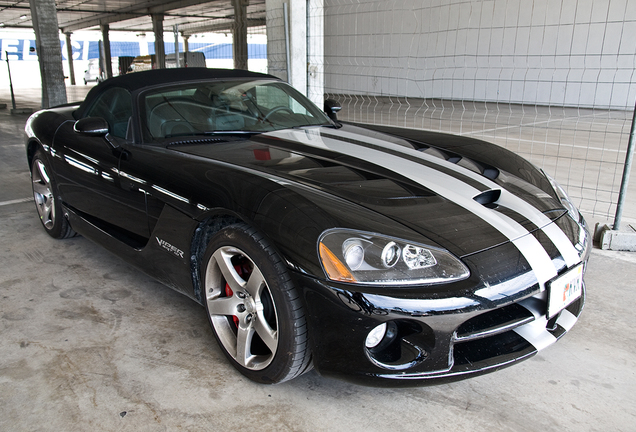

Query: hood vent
<box><xmin>473</xmin><ymin>189</ymin><xmax>501</xmax><ymax>208</ymax></box>
<box><xmin>414</xmin><ymin>143</ymin><xmax>500</xmax><ymax>180</ymax></box>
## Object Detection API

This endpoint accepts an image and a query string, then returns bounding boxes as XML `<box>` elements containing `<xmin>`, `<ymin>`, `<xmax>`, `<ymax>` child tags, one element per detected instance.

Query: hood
<box><xmin>171</xmin><ymin>124</ymin><xmax>567</xmax><ymax>257</ymax></box>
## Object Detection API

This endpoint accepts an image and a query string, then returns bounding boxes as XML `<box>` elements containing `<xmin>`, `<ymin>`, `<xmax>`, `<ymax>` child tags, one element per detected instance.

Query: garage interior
<box><xmin>1</xmin><ymin>0</ymin><xmax>635</xmax><ymax>430</ymax></box>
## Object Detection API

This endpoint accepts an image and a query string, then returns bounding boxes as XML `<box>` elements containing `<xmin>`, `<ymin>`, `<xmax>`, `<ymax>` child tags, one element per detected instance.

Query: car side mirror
<box><xmin>324</xmin><ymin>99</ymin><xmax>342</xmax><ymax>122</ymax></box>
<box><xmin>74</xmin><ymin>117</ymin><xmax>109</xmax><ymax>136</ymax></box>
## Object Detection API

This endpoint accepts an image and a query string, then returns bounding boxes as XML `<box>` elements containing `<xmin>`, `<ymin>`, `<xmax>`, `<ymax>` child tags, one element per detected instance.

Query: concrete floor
<box><xmin>1</xmin><ymin>88</ymin><xmax>636</xmax><ymax>431</ymax></box>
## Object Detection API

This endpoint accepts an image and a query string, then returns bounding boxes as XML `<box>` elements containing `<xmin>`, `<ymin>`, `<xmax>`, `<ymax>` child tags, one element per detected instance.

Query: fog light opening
<box><xmin>365</xmin><ymin>323</ymin><xmax>387</xmax><ymax>348</ymax></box>
<box><xmin>364</xmin><ymin>320</ymin><xmax>429</xmax><ymax>371</ymax></box>
<box><xmin>365</xmin><ymin>321</ymin><xmax>398</xmax><ymax>349</ymax></box>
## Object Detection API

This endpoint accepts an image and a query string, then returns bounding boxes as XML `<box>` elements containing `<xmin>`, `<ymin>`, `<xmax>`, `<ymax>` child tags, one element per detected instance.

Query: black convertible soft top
<box><xmin>75</xmin><ymin>68</ymin><xmax>280</xmax><ymax>118</ymax></box>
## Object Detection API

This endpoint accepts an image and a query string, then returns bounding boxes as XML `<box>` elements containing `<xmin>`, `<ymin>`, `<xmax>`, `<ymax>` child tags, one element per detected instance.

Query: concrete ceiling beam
<box><xmin>60</xmin><ymin>0</ymin><xmax>215</xmax><ymax>32</ymax></box>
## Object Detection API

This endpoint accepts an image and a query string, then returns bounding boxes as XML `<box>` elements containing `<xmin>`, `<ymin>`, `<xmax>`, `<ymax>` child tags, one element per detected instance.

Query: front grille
<box><xmin>451</xmin><ymin>302</ymin><xmax>537</xmax><ymax>367</ymax></box>
<box><xmin>454</xmin><ymin>303</ymin><xmax>535</xmax><ymax>342</ymax></box>
<box><xmin>453</xmin><ymin>330</ymin><xmax>533</xmax><ymax>366</ymax></box>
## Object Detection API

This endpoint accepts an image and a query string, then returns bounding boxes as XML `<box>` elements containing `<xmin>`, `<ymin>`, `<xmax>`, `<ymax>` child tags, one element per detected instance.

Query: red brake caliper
<box><xmin>225</xmin><ymin>263</ymin><xmax>251</xmax><ymax>328</ymax></box>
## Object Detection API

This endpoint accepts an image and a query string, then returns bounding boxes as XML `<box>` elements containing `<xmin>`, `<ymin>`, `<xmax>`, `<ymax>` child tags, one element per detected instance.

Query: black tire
<box><xmin>31</xmin><ymin>151</ymin><xmax>75</xmax><ymax>239</ymax></box>
<box><xmin>202</xmin><ymin>224</ymin><xmax>312</xmax><ymax>384</ymax></box>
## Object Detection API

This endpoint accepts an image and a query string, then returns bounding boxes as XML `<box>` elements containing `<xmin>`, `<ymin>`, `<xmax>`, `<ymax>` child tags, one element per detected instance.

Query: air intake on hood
<box><xmin>473</xmin><ymin>189</ymin><xmax>501</xmax><ymax>207</ymax></box>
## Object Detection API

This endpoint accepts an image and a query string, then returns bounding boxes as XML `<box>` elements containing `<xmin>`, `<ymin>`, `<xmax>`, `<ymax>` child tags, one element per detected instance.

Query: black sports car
<box><xmin>25</xmin><ymin>68</ymin><xmax>590</xmax><ymax>386</ymax></box>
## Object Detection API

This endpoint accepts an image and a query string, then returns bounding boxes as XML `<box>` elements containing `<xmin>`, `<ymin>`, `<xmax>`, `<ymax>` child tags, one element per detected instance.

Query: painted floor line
<box><xmin>0</xmin><ymin>197</ymin><xmax>33</xmax><ymax>206</ymax></box>
<box><xmin>457</xmin><ymin>113</ymin><xmax>602</xmax><ymax>136</ymax></box>
<box><xmin>471</xmin><ymin>134</ymin><xmax>625</xmax><ymax>153</ymax></box>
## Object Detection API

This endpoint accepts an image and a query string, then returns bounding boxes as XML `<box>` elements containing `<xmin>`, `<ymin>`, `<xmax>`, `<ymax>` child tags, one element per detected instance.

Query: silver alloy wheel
<box><xmin>32</xmin><ymin>159</ymin><xmax>55</xmax><ymax>229</ymax></box>
<box><xmin>205</xmin><ymin>245</ymin><xmax>279</xmax><ymax>371</ymax></box>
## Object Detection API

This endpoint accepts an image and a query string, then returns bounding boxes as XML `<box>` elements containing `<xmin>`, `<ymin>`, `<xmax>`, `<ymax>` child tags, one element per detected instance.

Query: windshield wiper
<box><xmin>291</xmin><ymin>123</ymin><xmax>337</xmax><ymax>129</ymax></box>
<box><xmin>204</xmin><ymin>130</ymin><xmax>262</xmax><ymax>135</ymax></box>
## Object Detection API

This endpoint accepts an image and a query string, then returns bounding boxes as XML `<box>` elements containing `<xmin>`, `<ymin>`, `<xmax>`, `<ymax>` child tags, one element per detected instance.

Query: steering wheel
<box><xmin>263</xmin><ymin>106</ymin><xmax>294</xmax><ymax>121</ymax></box>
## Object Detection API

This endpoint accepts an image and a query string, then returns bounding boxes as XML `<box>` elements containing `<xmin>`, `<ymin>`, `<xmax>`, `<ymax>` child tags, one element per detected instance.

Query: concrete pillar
<box><xmin>232</xmin><ymin>0</ymin><xmax>248</xmax><ymax>70</ymax></box>
<box><xmin>100</xmin><ymin>24</ymin><xmax>113</xmax><ymax>79</ymax></box>
<box><xmin>152</xmin><ymin>14</ymin><xmax>165</xmax><ymax>69</ymax></box>
<box><xmin>173</xmin><ymin>25</ymin><xmax>180</xmax><ymax>68</ymax></box>
<box><xmin>28</xmin><ymin>0</ymin><xmax>67</xmax><ymax>108</ymax></box>
<box><xmin>182</xmin><ymin>34</ymin><xmax>189</xmax><ymax>53</ymax></box>
<box><xmin>289</xmin><ymin>0</ymin><xmax>307</xmax><ymax>94</ymax></box>
<box><xmin>181</xmin><ymin>34</ymin><xmax>190</xmax><ymax>67</ymax></box>
<box><xmin>138</xmin><ymin>33</ymin><xmax>149</xmax><ymax>56</ymax></box>
<box><xmin>65</xmin><ymin>32</ymin><xmax>76</xmax><ymax>85</ymax></box>
<box><xmin>266</xmin><ymin>0</ymin><xmax>307</xmax><ymax>95</ymax></box>
<box><xmin>265</xmin><ymin>0</ymin><xmax>286</xmax><ymax>81</ymax></box>
<box><xmin>307</xmin><ymin>0</ymin><xmax>324</xmax><ymax>107</ymax></box>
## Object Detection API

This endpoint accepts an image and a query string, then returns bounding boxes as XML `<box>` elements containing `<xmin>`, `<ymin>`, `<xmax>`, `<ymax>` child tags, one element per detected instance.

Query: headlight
<box><xmin>545</xmin><ymin>172</ymin><xmax>580</xmax><ymax>222</ymax></box>
<box><xmin>318</xmin><ymin>229</ymin><xmax>470</xmax><ymax>285</ymax></box>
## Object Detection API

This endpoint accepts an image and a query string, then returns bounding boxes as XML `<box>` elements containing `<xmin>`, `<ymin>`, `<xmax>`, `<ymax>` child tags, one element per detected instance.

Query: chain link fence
<box><xmin>312</xmin><ymin>0</ymin><xmax>636</xmax><ymax>223</ymax></box>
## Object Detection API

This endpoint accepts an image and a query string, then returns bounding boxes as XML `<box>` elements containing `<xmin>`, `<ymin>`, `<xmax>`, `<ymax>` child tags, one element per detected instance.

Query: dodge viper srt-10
<box><xmin>25</xmin><ymin>68</ymin><xmax>590</xmax><ymax>386</ymax></box>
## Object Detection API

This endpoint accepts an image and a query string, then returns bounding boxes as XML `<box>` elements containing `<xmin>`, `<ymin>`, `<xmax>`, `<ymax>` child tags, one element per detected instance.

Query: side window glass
<box><xmin>85</xmin><ymin>87</ymin><xmax>132</xmax><ymax>139</ymax></box>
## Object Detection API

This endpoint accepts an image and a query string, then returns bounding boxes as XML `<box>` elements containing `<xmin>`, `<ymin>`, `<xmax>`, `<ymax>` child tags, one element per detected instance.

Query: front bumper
<box><xmin>294</xmin><ymin>215</ymin><xmax>590</xmax><ymax>387</ymax></box>
<box><xmin>295</xmin><ymin>271</ymin><xmax>585</xmax><ymax>387</ymax></box>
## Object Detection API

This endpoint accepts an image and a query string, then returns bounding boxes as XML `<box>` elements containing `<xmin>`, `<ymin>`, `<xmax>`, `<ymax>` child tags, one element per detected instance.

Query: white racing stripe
<box><xmin>496</xmin><ymin>194</ymin><xmax>581</xmax><ymax>268</ymax></box>
<box><xmin>509</xmin><ymin>232</ymin><xmax>557</xmax><ymax>289</ymax></box>
<box><xmin>268</xmin><ymin>129</ymin><xmax>562</xmax><ymax>289</ymax></box>
<box><xmin>514</xmin><ymin>317</ymin><xmax>557</xmax><ymax>351</ymax></box>
<box><xmin>514</xmin><ymin>299</ymin><xmax>579</xmax><ymax>350</ymax></box>
<box><xmin>333</xmin><ymin>128</ymin><xmax>581</xmax><ymax>269</ymax></box>
<box><xmin>556</xmin><ymin>309</ymin><xmax>578</xmax><ymax>332</ymax></box>
<box><xmin>515</xmin><ymin>297</ymin><xmax>556</xmax><ymax>350</ymax></box>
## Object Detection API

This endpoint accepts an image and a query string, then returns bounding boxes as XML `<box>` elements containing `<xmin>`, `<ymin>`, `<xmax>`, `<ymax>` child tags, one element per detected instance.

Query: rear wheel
<box><xmin>202</xmin><ymin>224</ymin><xmax>311</xmax><ymax>383</ymax></box>
<box><xmin>31</xmin><ymin>151</ymin><xmax>75</xmax><ymax>239</ymax></box>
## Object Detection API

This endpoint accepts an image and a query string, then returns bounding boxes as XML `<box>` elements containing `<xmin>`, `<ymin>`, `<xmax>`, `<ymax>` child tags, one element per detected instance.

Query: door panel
<box><xmin>52</xmin><ymin>122</ymin><xmax>150</xmax><ymax>240</ymax></box>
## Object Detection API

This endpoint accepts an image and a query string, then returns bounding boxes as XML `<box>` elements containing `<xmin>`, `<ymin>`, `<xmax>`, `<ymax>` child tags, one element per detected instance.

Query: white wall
<box><xmin>323</xmin><ymin>0</ymin><xmax>636</xmax><ymax>109</ymax></box>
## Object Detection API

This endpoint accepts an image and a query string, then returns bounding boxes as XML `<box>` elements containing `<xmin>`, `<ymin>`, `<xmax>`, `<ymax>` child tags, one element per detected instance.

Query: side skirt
<box><xmin>64</xmin><ymin>203</ymin><xmax>201</xmax><ymax>302</ymax></box>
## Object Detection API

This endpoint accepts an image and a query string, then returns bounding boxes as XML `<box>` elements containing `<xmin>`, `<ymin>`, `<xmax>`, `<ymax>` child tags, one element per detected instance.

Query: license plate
<box><xmin>547</xmin><ymin>263</ymin><xmax>583</xmax><ymax>319</ymax></box>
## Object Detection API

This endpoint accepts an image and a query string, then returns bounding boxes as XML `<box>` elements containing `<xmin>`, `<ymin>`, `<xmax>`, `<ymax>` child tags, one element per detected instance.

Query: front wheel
<box><xmin>31</xmin><ymin>151</ymin><xmax>75</xmax><ymax>239</ymax></box>
<box><xmin>202</xmin><ymin>224</ymin><xmax>312</xmax><ymax>383</ymax></box>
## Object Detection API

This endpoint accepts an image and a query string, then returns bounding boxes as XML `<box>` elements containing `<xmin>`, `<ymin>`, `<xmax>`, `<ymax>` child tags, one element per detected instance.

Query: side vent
<box><xmin>473</xmin><ymin>189</ymin><xmax>501</xmax><ymax>208</ymax></box>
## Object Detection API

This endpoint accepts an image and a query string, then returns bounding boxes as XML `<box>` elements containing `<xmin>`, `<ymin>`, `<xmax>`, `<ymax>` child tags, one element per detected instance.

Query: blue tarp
<box><xmin>0</xmin><ymin>38</ymin><xmax>266</xmax><ymax>61</ymax></box>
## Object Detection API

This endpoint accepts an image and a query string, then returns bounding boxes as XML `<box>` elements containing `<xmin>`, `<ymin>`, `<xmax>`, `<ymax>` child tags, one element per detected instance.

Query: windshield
<box><xmin>142</xmin><ymin>79</ymin><xmax>333</xmax><ymax>141</ymax></box>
